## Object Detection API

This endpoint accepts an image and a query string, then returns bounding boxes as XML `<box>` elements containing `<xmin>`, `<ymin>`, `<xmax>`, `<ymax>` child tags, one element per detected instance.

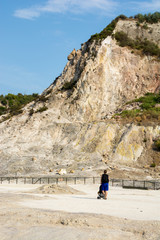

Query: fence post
<box><xmin>93</xmin><ymin>177</ymin><xmax>95</xmax><ymax>184</ymax></box>
<box><xmin>48</xmin><ymin>178</ymin><xmax>50</xmax><ymax>184</ymax></box>
<box><xmin>16</xmin><ymin>178</ymin><xmax>18</xmax><ymax>184</ymax></box>
<box><xmin>83</xmin><ymin>178</ymin><xmax>85</xmax><ymax>184</ymax></box>
<box><xmin>56</xmin><ymin>178</ymin><xmax>58</xmax><ymax>185</ymax></box>
<box><xmin>74</xmin><ymin>177</ymin><xmax>77</xmax><ymax>185</ymax></box>
<box><xmin>66</xmin><ymin>177</ymin><xmax>67</xmax><ymax>185</ymax></box>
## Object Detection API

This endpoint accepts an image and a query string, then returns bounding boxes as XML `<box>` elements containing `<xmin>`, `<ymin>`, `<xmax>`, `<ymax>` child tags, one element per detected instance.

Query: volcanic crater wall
<box><xmin>0</xmin><ymin>19</ymin><xmax>160</xmax><ymax>176</ymax></box>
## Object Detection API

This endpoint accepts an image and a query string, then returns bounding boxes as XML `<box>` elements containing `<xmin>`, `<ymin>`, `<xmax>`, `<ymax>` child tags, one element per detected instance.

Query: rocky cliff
<box><xmin>0</xmin><ymin>17</ymin><xmax>160</xmax><ymax>179</ymax></box>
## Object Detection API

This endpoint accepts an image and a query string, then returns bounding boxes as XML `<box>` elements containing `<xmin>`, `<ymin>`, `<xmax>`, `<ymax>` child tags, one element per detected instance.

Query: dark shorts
<box><xmin>101</xmin><ymin>183</ymin><xmax>109</xmax><ymax>191</ymax></box>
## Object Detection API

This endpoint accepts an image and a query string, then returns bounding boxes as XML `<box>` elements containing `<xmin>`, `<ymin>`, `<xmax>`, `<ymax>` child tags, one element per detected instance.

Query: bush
<box><xmin>141</xmin><ymin>102</ymin><xmax>155</xmax><ymax>110</ymax></box>
<box><xmin>0</xmin><ymin>106</ymin><xmax>7</xmax><ymax>115</ymax></box>
<box><xmin>142</xmin><ymin>40</ymin><xmax>160</xmax><ymax>57</ymax></box>
<box><xmin>154</xmin><ymin>139</ymin><xmax>160</xmax><ymax>150</ymax></box>
<box><xmin>142</xmin><ymin>23</ymin><xmax>148</xmax><ymax>29</ymax></box>
<box><xmin>0</xmin><ymin>93</ymin><xmax>38</xmax><ymax>116</ymax></box>
<box><xmin>150</xmin><ymin>162</ymin><xmax>156</xmax><ymax>167</ymax></box>
<box><xmin>89</xmin><ymin>15</ymin><xmax>127</xmax><ymax>42</ymax></box>
<box><xmin>134</xmin><ymin>14</ymin><xmax>145</xmax><ymax>23</ymax></box>
<box><xmin>37</xmin><ymin>95</ymin><xmax>49</xmax><ymax>102</ymax></box>
<box><xmin>29</xmin><ymin>108</ymin><xmax>34</xmax><ymax>116</ymax></box>
<box><xmin>36</xmin><ymin>106</ymin><xmax>48</xmax><ymax>113</ymax></box>
<box><xmin>115</xmin><ymin>31</ymin><xmax>160</xmax><ymax>58</ymax></box>
<box><xmin>62</xmin><ymin>81</ymin><xmax>76</xmax><ymax>90</ymax></box>
<box><xmin>119</xmin><ymin>109</ymin><xmax>141</xmax><ymax>118</ymax></box>
<box><xmin>89</xmin><ymin>12</ymin><xmax>160</xmax><ymax>44</ymax></box>
<box><xmin>117</xmin><ymin>92</ymin><xmax>160</xmax><ymax>120</ymax></box>
<box><xmin>134</xmin><ymin>12</ymin><xmax>160</xmax><ymax>24</ymax></box>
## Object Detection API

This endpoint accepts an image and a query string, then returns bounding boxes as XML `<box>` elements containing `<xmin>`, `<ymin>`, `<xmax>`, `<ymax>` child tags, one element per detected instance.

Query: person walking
<box><xmin>101</xmin><ymin>170</ymin><xmax>109</xmax><ymax>200</ymax></box>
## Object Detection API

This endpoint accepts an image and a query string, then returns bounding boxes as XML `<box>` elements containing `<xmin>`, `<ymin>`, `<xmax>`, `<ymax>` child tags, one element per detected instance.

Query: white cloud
<box><xmin>133</xmin><ymin>0</ymin><xmax>160</xmax><ymax>12</ymax></box>
<box><xmin>14</xmin><ymin>8</ymin><xmax>41</xmax><ymax>20</ymax></box>
<box><xmin>14</xmin><ymin>0</ymin><xmax>117</xmax><ymax>20</ymax></box>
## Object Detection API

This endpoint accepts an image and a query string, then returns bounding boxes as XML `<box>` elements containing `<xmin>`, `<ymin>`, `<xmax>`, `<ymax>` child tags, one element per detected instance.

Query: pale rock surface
<box><xmin>114</xmin><ymin>19</ymin><xmax>160</xmax><ymax>47</ymax></box>
<box><xmin>0</xmin><ymin>19</ymin><xmax>160</xmax><ymax>177</ymax></box>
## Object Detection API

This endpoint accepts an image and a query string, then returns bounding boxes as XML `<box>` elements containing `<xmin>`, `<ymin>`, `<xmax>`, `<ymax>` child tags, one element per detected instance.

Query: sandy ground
<box><xmin>0</xmin><ymin>184</ymin><xmax>160</xmax><ymax>240</ymax></box>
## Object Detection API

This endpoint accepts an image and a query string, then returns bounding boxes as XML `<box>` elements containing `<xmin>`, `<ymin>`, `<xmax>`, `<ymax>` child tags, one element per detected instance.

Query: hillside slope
<box><xmin>0</xmin><ymin>16</ymin><xmax>160</xmax><ymax>178</ymax></box>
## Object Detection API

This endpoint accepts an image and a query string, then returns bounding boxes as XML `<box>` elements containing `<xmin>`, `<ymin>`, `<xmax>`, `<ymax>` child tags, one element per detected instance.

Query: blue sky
<box><xmin>0</xmin><ymin>0</ymin><xmax>160</xmax><ymax>95</ymax></box>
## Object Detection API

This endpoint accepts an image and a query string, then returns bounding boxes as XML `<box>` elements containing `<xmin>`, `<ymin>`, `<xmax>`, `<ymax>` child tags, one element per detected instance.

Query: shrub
<box><xmin>154</xmin><ymin>139</ymin><xmax>160</xmax><ymax>150</ymax></box>
<box><xmin>115</xmin><ymin>31</ymin><xmax>160</xmax><ymax>58</ymax></box>
<box><xmin>0</xmin><ymin>106</ymin><xmax>7</xmax><ymax>115</ymax></box>
<box><xmin>89</xmin><ymin>12</ymin><xmax>160</xmax><ymax>44</ymax></box>
<box><xmin>29</xmin><ymin>108</ymin><xmax>34</xmax><ymax>116</ymax></box>
<box><xmin>62</xmin><ymin>81</ymin><xmax>76</xmax><ymax>90</ymax></box>
<box><xmin>142</xmin><ymin>23</ymin><xmax>148</xmax><ymax>29</ymax></box>
<box><xmin>36</xmin><ymin>106</ymin><xmax>48</xmax><ymax>113</ymax></box>
<box><xmin>117</xmin><ymin>92</ymin><xmax>160</xmax><ymax>120</ymax></box>
<box><xmin>136</xmin><ymin>22</ymin><xmax>140</xmax><ymax>27</ymax></box>
<box><xmin>119</xmin><ymin>109</ymin><xmax>141</xmax><ymax>118</ymax></box>
<box><xmin>0</xmin><ymin>93</ymin><xmax>38</xmax><ymax>116</ymax></box>
<box><xmin>150</xmin><ymin>162</ymin><xmax>156</xmax><ymax>167</ymax></box>
<box><xmin>37</xmin><ymin>95</ymin><xmax>49</xmax><ymax>102</ymax></box>
<box><xmin>134</xmin><ymin>14</ymin><xmax>145</xmax><ymax>23</ymax></box>
<box><xmin>134</xmin><ymin>12</ymin><xmax>160</xmax><ymax>24</ymax></box>
<box><xmin>89</xmin><ymin>15</ymin><xmax>127</xmax><ymax>42</ymax></box>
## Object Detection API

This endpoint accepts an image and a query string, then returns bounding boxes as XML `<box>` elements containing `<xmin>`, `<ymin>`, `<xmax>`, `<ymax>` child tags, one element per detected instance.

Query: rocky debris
<box><xmin>58</xmin><ymin>169</ymin><xmax>67</xmax><ymax>175</ymax></box>
<box><xmin>30</xmin><ymin>184</ymin><xmax>85</xmax><ymax>195</ymax></box>
<box><xmin>32</xmin><ymin>157</ymin><xmax>37</xmax><ymax>162</ymax></box>
<box><xmin>67</xmin><ymin>48</ymin><xmax>76</xmax><ymax>61</ymax></box>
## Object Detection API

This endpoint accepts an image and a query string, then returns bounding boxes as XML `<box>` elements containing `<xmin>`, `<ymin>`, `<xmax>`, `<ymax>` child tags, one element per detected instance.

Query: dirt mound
<box><xmin>32</xmin><ymin>184</ymin><xmax>85</xmax><ymax>195</ymax></box>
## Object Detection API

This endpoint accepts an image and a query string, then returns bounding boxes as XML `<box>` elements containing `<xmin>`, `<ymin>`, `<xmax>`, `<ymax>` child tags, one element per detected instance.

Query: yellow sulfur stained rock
<box><xmin>58</xmin><ymin>169</ymin><xmax>67</xmax><ymax>175</ymax></box>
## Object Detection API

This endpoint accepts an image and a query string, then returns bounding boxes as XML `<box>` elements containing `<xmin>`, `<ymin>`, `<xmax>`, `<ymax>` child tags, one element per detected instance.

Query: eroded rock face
<box><xmin>114</xmin><ymin>20</ymin><xmax>160</xmax><ymax>47</ymax></box>
<box><xmin>0</xmin><ymin>111</ymin><xmax>160</xmax><ymax>177</ymax></box>
<box><xmin>47</xmin><ymin>36</ymin><xmax>160</xmax><ymax>122</ymax></box>
<box><xmin>0</xmin><ymin>19</ymin><xmax>160</xmax><ymax>176</ymax></box>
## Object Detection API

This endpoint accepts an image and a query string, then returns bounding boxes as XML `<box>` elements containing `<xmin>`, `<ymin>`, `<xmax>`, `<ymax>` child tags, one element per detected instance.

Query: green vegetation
<box><xmin>37</xmin><ymin>95</ymin><xmax>49</xmax><ymax>102</ymax></box>
<box><xmin>29</xmin><ymin>108</ymin><xmax>34</xmax><ymax>116</ymax></box>
<box><xmin>88</xmin><ymin>12</ymin><xmax>160</xmax><ymax>58</ymax></box>
<box><xmin>134</xmin><ymin>92</ymin><xmax>160</xmax><ymax>108</ymax></box>
<box><xmin>118</xmin><ymin>109</ymin><xmax>141</xmax><ymax>118</ymax></box>
<box><xmin>0</xmin><ymin>93</ymin><xmax>38</xmax><ymax>117</ymax></box>
<box><xmin>142</xmin><ymin>23</ymin><xmax>148</xmax><ymax>29</ymax></box>
<box><xmin>115</xmin><ymin>31</ymin><xmax>160</xmax><ymax>58</ymax></box>
<box><xmin>154</xmin><ymin>139</ymin><xmax>160</xmax><ymax>151</ymax></box>
<box><xmin>89</xmin><ymin>15</ymin><xmax>127</xmax><ymax>42</ymax></box>
<box><xmin>61</xmin><ymin>81</ymin><xmax>77</xmax><ymax>90</ymax></box>
<box><xmin>134</xmin><ymin>12</ymin><xmax>160</xmax><ymax>24</ymax></box>
<box><xmin>89</xmin><ymin>12</ymin><xmax>160</xmax><ymax>45</ymax></box>
<box><xmin>116</xmin><ymin>92</ymin><xmax>160</xmax><ymax>120</ymax></box>
<box><xmin>150</xmin><ymin>162</ymin><xmax>156</xmax><ymax>167</ymax></box>
<box><xmin>35</xmin><ymin>106</ymin><xmax>48</xmax><ymax>113</ymax></box>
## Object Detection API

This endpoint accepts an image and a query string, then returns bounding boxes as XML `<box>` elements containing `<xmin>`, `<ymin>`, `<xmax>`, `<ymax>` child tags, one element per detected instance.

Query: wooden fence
<box><xmin>0</xmin><ymin>176</ymin><xmax>160</xmax><ymax>190</ymax></box>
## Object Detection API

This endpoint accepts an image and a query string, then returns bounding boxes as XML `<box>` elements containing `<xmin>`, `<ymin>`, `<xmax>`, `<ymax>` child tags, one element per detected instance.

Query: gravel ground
<box><xmin>0</xmin><ymin>184</ymin><xmax>160</xmax><ymax>240</ymax></box>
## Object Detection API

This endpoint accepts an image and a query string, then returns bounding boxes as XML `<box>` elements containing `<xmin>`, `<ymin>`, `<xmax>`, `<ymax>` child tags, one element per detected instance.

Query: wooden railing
<box><xmin>0</xmin><ymin>176</ymin><xmax>159</xmax><ymax>190</ymax></box>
